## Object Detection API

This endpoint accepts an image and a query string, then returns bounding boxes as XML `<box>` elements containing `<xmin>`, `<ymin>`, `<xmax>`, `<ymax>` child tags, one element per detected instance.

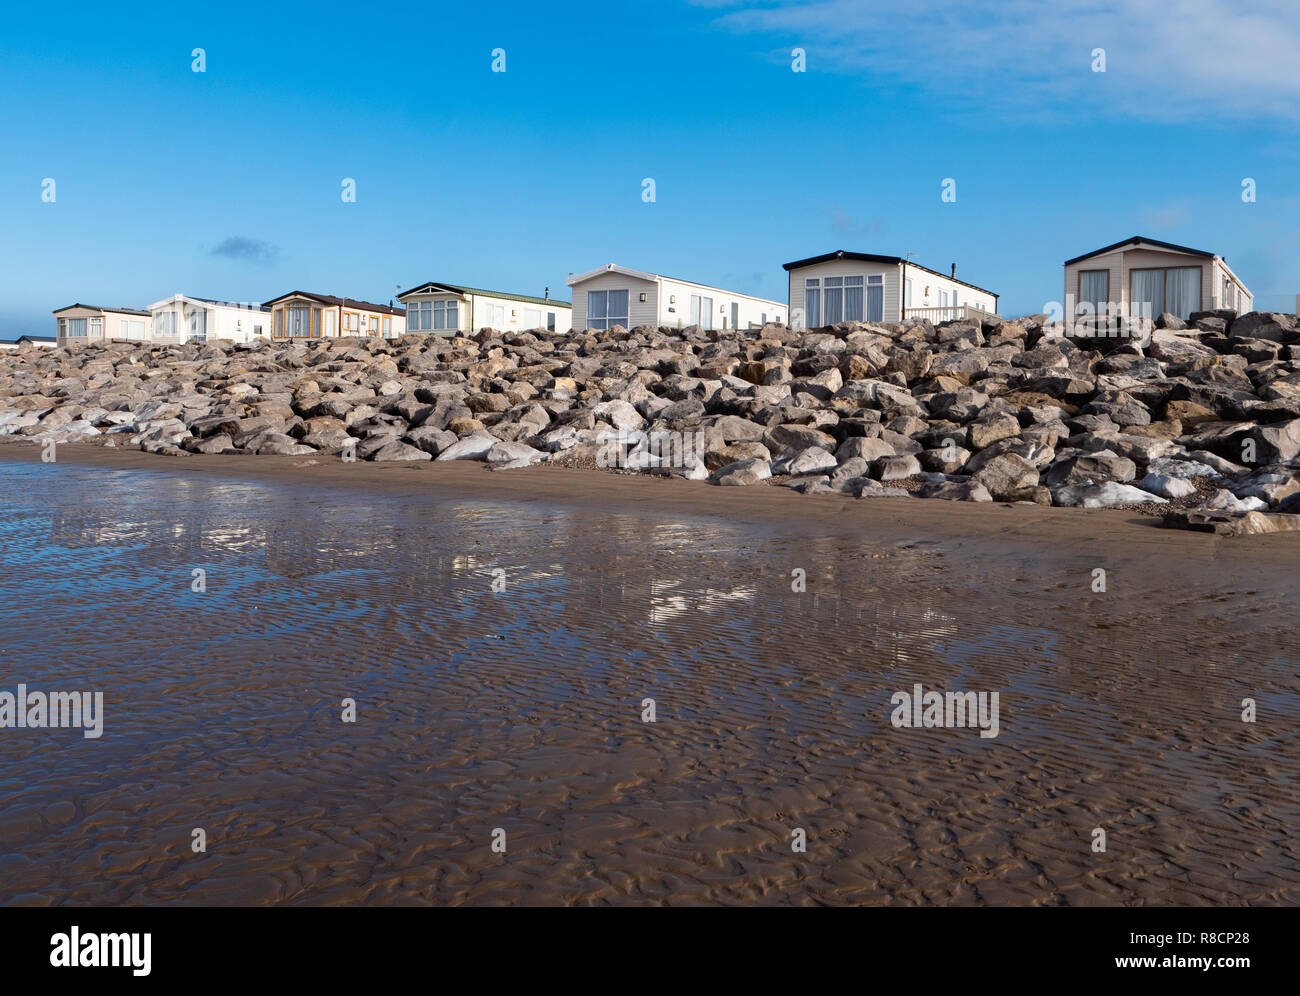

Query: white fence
<box><xmin>902</xmin><ymin>305</ymin><xmax>995</xmax><ymax>323</ymax></box>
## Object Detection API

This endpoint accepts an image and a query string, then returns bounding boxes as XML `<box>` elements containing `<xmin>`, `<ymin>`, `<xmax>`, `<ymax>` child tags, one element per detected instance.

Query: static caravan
<box><xmin>567</xmin><ymin>264</ymin><xmax>786</xmax><ymax>332</ymax></box>
<box><xmin>783</xmin><ymin>250</ymin><xmax>999</xmax><ymax>330</ymax></box>
<box><xmin>1064</xmin><ymin>236</ymin><xmax>1253</xmax><ymax>323</ymax></box>
<box><xmin>264</xmin><ymin>291</ymin><xmax>406</xmax><ymax>341</ymax></box>
<box><xmin>149</xmin><ymin>294</ymin><xmax>271</xmax><ymax>344</ymax></box>
<box><xmin>0</xmin><ymin>335</ymin><xmax>57</xmax><ymax>350</ymax></box>
<box><xmin>398</xmin><ymin>282</ymin><xmax>572</xmax><ymax>336</ymax></box>
<box><xmin>53</xmin><ymin>304</ymin><xmax>152</xmax><ymax>346</ymax></box>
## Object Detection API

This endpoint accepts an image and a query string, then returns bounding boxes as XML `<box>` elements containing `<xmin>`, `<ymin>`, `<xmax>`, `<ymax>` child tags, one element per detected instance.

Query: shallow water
<box><xmin>0</xmin><ymin>459</ymin><xmax>1297</xmax><ymax>905</ymax></box>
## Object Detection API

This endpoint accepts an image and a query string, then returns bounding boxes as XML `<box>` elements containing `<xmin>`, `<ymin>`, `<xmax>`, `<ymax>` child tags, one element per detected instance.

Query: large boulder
<box><xmin>405</xmin><ymin>425</ymin><xmax>458</xmax><ymax>457</ymax></box>
<box><xmin>966</xmin><ymin>412</ymin><xmax>1022</xmax><ymax>451</ymax></box>
<box><xmin>1162</xmin><ymin>509</ymin><xmax>1300</xmax><ymax>535</ymax></box>
<box><xmin>592</xmin><ymin>400</ymin><xmax>645</xmax><ymax>431</ymax></box>
<box><xmin>835</xmin><ymin>436</ymin><xmax>894</xmax><ymax>462</ymax></box>
<box><xmin>916</xmin><ymin>480</ymin><xmax>993</xmax><ymax>502</ymax></box>
<box><xmin>711</xmin><ymin>414</ymin><xmax>766</xmax><ymax>443</ymax></box>
<box><xmin>973</xmin><ymin>452</ymin><xmax>1039</xmax><ymax>498</ymax></box>
<box><xmin>762</xmin><ymin>423</ymin><xmax>838</xmax><ymax>455</ymax></box>
<box><xmin>871</xmin><ymin>454</ymin><xmax>921</xmax><ymax>481</ymax></box>
<box><xmin>1053</xmin><ymin>482</ymin><xmax>1166</xmax><ymax>508</ymax></box>
<box><xmin>919</xmin><ymin>444</ymin><xmax>972</xmax><ymax>474</ymax></box>
<box><xmin>486</xmin><ymin>441</ymin><xmax>546</xmax><ymax>466</ymax></box>
<box><xmin>301</xmin><ymin>427</ymin><xmax>354</xmax><ymax>453</ymax></box>
<box><xmin>435</xmin><ymin>431</ymin><xmax>498</xmax><ymax>461</ymax></box>
<box><xmin>1229</xmin><ymin>312</ymin><xmax>1296</xmax><ymax>343</ymax></box>
<box><xmin>370</xmin><ymin>440</ymin><xmax>432</xmax><ymax>462</ymax></box>
<box><xmin>710</xmin><ymin>457</ymin><xmax>772</xmax><ymax>486</ymax></box>
<box><xmin>1137</xmin><ymin>472</ymin><xmax>1197</xmax><ymax>499</ymax></box>
<box><xmin>1253</xmin><ymin>419</ymin><xmax>1300</xmax><ymax>464</ymax></box>
<box><xmin>1042</xmin><ymin>450</ymin><xmax>1137</xmax><ymax>487</ymax></box>
<box><xmin>787</xmin><ymin>446</ymin><xmax>838</xmax><ymax>476</ymax></box>
<box><xmin>1205</xmin><ymin>489</ymin><xmax>1268</xmax><ymax>512</ymax></box>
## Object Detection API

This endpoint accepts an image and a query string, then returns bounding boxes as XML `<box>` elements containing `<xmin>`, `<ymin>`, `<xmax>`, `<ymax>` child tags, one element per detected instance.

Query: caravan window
<box><xmin>587</xmin><ymin>289</ymin><xmax>629</xmax><ymax>330</ymax></box>
<box><xmin>804</xmin><ymin>278</ymin><xmax>821</xmax><ymax>327</ymax></box>
<box><xmin>1131</xmin><ymin>267</ymin><xmax>1201</xmax><ymax>320</ymax></box>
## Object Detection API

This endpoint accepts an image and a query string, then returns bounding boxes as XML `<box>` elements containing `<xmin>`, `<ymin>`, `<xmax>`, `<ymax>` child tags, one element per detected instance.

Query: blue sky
<box><xmin>3</xmin><ymin>0</ymin><xmax>1298</xmax><ymax>334</ymax></box>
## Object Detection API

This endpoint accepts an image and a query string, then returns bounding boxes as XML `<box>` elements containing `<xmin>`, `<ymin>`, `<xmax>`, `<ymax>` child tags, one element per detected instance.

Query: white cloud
<box><xmin>1140</xmin><ymin>201</ymin><xmax>1192</xmax><ymax>229</ymax></box>
<box><xmin>828</xmin><ymin>207</ymin><xmax>883</xmax><ymax>236</ymax></box>
<box><xmin>698</xmin><ymin>0</ymin><xmax>1300</xmax><ymax>121</ymax></box>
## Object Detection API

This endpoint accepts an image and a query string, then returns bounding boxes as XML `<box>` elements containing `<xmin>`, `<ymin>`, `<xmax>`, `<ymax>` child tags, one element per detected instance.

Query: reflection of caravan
<box><xmin>1063</xmin><ymin>236</ymin><xmax>1253</xmax><ymax>323</ymax></box>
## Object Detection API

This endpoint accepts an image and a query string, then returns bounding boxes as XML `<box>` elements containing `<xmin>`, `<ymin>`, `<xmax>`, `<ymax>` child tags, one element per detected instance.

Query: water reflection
<box><xmin>1</xmin><ymin>458</ymin><xmax>1296</xmax><ymax>906</ymax></box>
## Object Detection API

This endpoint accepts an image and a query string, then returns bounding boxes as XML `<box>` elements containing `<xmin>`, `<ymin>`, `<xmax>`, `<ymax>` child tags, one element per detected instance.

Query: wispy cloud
<box><xmin>209</xmin><ymin>236</ymin><xmax>279</xmax><ymax>263</ymax></box>
<box><xmin>828</xmin><ymin>207</ymin><xmax>883</xmax><ymax>237</ymax></box>
<box><xmin>1140</xmin><ymin>201</ymin><xmax>1192</xmax><ymax>230</ymax></box>
<box><xmin>696</xmin><ymin>0</ymin><xmax>1300</xmax><ymax>121</ymax></box>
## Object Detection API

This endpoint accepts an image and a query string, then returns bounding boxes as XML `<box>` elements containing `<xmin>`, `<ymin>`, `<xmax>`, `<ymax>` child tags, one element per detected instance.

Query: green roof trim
<box><xmin>399</xmin><ymin>281</ymin><xmax>571</xmax><ymax>310</ymax></box>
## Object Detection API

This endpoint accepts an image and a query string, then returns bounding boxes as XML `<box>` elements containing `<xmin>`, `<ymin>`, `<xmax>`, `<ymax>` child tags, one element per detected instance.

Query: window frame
<box><xmin>1076</xmin><ymin>268</ymin><xmax>1110</xmax><ymax>318</ymax></box>
<box><xmin>822</xmin><ymin>277</ymin><xmax>843</xmax><ymax>325</ymax></box>
<box><xmin>805</xmin><ymin>278</ymin><xmax>821</xmax><ymax>328</ymax></box>
<box><xmin>287</xmin><ymin>306</ymin><xmax>312</xmax><ymax>337</ymax></box>
<box><xmin>866</xmin><ymin>274</ymin><xmax>884</xmax><ymax>322</ymax></box>
<box><xmin>586</xmin><ymin>289</ymin><xmax>629</xmax><ymax>330</ymax></box>
<box><xmin>1129</xmin><ymin>265</ymin><xmax>1202</xmax><ymax>320</ymax></box>
<box><xmin>842</xmin><ymin>275</ymin><xmax>865</xmax><ymax>322</ymax></box>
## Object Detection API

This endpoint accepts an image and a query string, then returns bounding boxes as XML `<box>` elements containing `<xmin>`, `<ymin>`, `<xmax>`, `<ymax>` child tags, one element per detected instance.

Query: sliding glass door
<box><xmin>1131</xmin><ymin>267</ymin><xmax>1201</xmax><ymax>320</ymax></box>
<box><xmin>689</xmin><ymin>294</ymin><xmax>713</xmax><ymax>330</ymax></box>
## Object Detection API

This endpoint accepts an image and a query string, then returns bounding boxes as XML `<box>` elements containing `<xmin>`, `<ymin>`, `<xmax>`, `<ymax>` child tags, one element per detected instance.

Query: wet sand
<box><xmin>0</xmin><ymin>440</ymin><xmax>1297</xmax><ymax>905</ymax></box>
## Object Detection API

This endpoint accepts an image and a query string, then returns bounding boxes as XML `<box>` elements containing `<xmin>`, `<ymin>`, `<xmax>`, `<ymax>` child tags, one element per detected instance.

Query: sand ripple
<box><xmin>0</xmin><ymin>460</ymin><xmax>1297</xmax><ymax>905</ymax></box>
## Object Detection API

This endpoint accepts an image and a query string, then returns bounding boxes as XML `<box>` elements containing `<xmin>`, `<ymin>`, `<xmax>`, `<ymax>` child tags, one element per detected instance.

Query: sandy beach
<box><xmin>0</xmin><ymin>439</ymin><xmax>1297</xmax><ymax>905</ymax></box>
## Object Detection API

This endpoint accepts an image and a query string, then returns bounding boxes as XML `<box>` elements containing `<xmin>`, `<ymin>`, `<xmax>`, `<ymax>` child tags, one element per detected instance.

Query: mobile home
<box><xmin>783</xmin><ymin>250</ymin><xmax>999</xmax><ymax>329</ymax></box>
<box><xmin>1063</xmin><ymin>236</ymin><xmax>1252</xmax><ymax>323</ymax></box>
<box><xmin>53</xmin><ymin>304</ymin><xmax>152</xmax><ymax>346</ymax></box>
<box><xmin>567</xmin><ymin>264</ymin><xmax>786</xmax><ymax>331</ymax></box>
<box><xmin>398</xmin><ymin>282</ymin><xmax>571</xmax><ymax>335</ymax></box>
<box><xmin>149</xmin><ymin>294</ymin><xmax>271</xmax><ymax>344</ymax></box>
<box><xmin>264</xmin><ymin>291</ymin><xmax>406</xmax><ymax>341</ymax></box>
